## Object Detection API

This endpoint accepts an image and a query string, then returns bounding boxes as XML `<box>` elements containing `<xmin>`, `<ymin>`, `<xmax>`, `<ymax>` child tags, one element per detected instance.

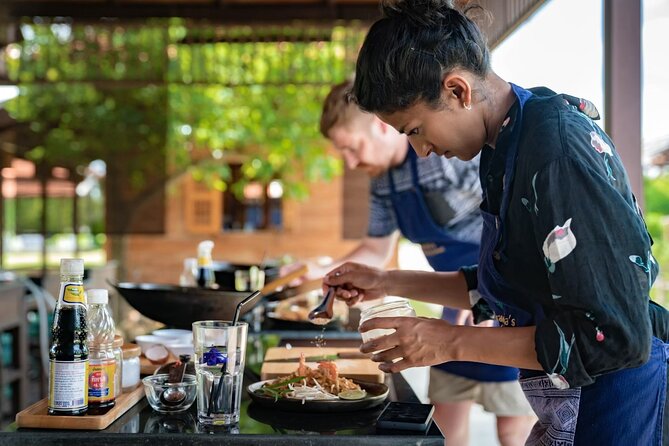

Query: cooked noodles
<box><xmin>261</xmin><ymin>353</ymin><xmax>361</xmax><ymax>401</ymax></box>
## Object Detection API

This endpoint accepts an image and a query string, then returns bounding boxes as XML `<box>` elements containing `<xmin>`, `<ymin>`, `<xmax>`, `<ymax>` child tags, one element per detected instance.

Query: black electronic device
<box><xmin>376</xmin><ymin>402</ymin><xmax>435</xmax><ymax>432</ymax></box>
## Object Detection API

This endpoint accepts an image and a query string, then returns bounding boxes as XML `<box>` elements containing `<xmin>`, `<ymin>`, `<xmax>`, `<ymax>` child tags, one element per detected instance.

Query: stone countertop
<box><xmin>2</xmin><ymin>374</ymin><xmax>442</xmax><ymax>445</ymax></box>
<box><xmin>2</xmin><ymin>331</ymin><xmax>444</xmax><ymax>446</ymax></box>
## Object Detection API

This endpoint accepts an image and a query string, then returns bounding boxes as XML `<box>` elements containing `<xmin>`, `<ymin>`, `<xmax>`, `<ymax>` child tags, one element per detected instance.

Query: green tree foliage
<box><xmin>3</xmin><ymin>20</ymin><xmax>365</xmax><ymax>200</ymax></box>
<box><xmin>169</xmin><ymin>83</ymin><xmax>340</xmax><ymax>199</ymax></box>
<box><xmin>644</xmin><ymin>174</ymin><xmax>669</xmax><ymax>243</ymax></box>
<box><xmin>6</xmin><ymin>83</ymin><xmax>167</xmax><ymax>190</ymax></box>
<box><xmin>644</xmin><ymin>173</ymin><xmax>669</xmax><ymax>304</ymax></box>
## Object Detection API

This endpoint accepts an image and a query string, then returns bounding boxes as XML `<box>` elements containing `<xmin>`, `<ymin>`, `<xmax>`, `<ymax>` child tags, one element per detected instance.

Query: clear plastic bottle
<box><xmin>48</xmin><ymin>258</ymin><xmax>89</xmax><ymax>416</ymax></box>
<box><xmin>179</xmin><ymin>257</ymin><xmax>198</xmax><ymax>287</ymax></box>
<box><xmin>112</xmin><ymin>335</ymin><xmax>124</xmax><ymax>399</ymax></box>
<box><xmin>359</xmin><ymin>299</ymin><xmax>416</xmax><ymax>344</ymax></box>
<box><xmin>86</xmin><ymin>288</ymin><xmax>116</xmax><ymax>415</ymax></box>
<box><xmin>196</xmin><ymin>240</ymin><xmax>216</xmax><ymax>289</ymax></box>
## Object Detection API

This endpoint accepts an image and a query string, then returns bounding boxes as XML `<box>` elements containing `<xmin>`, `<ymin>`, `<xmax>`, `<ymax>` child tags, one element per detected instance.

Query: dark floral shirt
<box><xmin>462</xmin><ymin>86</ymin><xmax>669</xmax><ymax>388</ymax></box>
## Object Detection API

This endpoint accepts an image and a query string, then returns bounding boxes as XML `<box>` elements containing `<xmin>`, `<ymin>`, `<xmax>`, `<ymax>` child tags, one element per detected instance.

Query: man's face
<box><xmin>327</xmin><ymin>120</ymin><xmax>398</xmax><ymax>177</ymax></box>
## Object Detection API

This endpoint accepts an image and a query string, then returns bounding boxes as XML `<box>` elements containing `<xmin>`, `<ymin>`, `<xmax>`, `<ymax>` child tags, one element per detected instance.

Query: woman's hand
<box><xmin>359</xmin><ymin>316</ymin><xmax>456</xmax><ymax>373</ymax></box>
<box><xmin>322</xmin><ymin>262</ymin><xmax>389</xmax><ymax>306</ymax></box>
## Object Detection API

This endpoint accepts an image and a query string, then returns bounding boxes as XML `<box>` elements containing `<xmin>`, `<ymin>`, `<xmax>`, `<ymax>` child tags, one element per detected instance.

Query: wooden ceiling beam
<box><xmin>4</xmin><ymin>2</ymin><xmax>381</xmax><ymax>23</ymax></box>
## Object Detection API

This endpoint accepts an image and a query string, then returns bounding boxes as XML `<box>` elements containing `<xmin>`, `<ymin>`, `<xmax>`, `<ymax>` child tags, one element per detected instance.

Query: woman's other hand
<box><xmin>323</xmin><ymin>262</ymin><xmax>389</xmax><ymax>306</ymax></box>
<box><xmin>359</xmin><ymin>316</ymin><xmax>455</xmax><ymax>373</ymax></box>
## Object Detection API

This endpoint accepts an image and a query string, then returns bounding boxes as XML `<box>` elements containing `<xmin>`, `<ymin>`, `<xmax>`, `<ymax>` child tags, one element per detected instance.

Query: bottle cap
<box><xmin>60</xmin><ymin>258</ymin><xmax>84</xmax><ymax>276</ymax></box>
<box><xmin>197</xmin><ymin>240</ymin><xmax>214</xmax><ymax>258</ymax></box>
<box><xmin>87</xmin><ymin>288</ymin><xmax>108</xmax><ymax>304</ymax></box>
<box><xmin>197</xmin><ymin>241</ymin><xmax>215</xmax><ymax>267</ymax></box>
<box><xmin>122</xmin><ymin>343</ymin><xmax>142</xmax><ymax>359</ymax></box>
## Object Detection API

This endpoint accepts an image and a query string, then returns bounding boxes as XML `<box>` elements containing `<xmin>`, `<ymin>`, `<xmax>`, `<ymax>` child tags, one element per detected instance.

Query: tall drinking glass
<box><xmin>192</xmin><ymin>321</ymin><xmax>248</xmax><ymax>425</ymax></box>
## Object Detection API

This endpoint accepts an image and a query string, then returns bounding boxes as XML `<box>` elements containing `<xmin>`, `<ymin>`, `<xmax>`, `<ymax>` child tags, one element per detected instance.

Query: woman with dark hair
<box><xmin>324</xmin><ymin>0</ymin><xmax>669</xmax><ymax>444</ymax></box>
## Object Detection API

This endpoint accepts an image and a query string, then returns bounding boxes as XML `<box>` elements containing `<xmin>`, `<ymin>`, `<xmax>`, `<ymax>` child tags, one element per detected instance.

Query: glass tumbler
<box><xmin>192</xmin><ymin>321</ymin><xmax>248</xmax><ymax>425</ymax></box>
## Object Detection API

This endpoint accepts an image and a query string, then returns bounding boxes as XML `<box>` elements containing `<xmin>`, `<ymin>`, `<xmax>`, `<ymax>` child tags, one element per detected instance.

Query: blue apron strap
<box><xmin>495</xmin><ymin>84</ymin><xmax>533</xmax><ymax>252</ymax></box>
<box><xmin>409</xmin><ymin>149</ymin><xmax>420</xmax><ymax>186</ymax></box>
<box><xmin>387</xmin><ymin>147</ymin><xmax>414</xmax><ymax>194</ymax></box>
<box><xmin>387</xmin><ymin>168</ymin><xmax>396</xmax><ymax>193</ymax></box>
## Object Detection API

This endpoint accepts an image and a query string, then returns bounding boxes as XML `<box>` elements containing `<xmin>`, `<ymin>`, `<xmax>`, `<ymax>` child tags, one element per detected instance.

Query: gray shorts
<box><xmin>428</xmin><ymin>368</ymin><xmax>535</xmax><ymax>417</ymax></box>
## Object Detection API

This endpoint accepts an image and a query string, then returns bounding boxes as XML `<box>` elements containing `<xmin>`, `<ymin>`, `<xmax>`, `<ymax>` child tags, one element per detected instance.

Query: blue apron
<box><xmin>387</xmin><ymin>149</ymin><xmax>519</xmax><ymax>382</ymax></box>
<box><xmin>478</xmin><ymin>83</ymin><xmax>668</xmax><ymax>445</ymax></box>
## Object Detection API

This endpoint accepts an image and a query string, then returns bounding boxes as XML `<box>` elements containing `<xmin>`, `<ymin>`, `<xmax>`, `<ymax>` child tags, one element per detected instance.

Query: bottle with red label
<box><xmin>86</xmin><ymin>288</ymin><xmax>116</xmax><ymax>415</ymax></box>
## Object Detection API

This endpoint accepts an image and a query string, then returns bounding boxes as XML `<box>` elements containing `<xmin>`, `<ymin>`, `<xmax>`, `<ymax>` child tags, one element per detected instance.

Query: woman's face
<box><xmin>378</xmin><ymin>74</ymin><xmax>488</xmax><ymax>161</ymax></box>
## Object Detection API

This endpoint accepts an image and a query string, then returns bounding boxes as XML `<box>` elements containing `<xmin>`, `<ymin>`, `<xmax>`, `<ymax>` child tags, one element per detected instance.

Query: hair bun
<box><xmin>382</xmin><ymin>0</ymin><xmax>456</xmax><ymax>27</ymax></box>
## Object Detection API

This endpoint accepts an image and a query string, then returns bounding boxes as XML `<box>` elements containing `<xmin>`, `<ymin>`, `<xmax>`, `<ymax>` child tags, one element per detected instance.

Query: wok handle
<box><xmin>337</xmin><ymin>351</ymin><xmax>370</xmax><ymax>359</ymax></box>
<box><xmin>260</xmin><ymin>264</ymin><xmax>308</xmax><ymax>295</ymax></box>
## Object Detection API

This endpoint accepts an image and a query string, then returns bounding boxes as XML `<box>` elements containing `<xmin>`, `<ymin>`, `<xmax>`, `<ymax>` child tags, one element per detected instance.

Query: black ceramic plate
<box><xmin>247</xmin><ymin>379</ymin><xmax>389</xmax><ymax>413</ymax></box>
<box><xmin>247</xmin><ymin>402</ymin><xmax>384</xmax><ymax>432</ymax></box>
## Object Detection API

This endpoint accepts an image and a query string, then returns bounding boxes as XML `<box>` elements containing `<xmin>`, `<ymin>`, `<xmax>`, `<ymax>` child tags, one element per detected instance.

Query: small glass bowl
<box><xmin>142</xmin><ymin>373</ymin><xmax>197</xmax><ymax>413</ymax></box>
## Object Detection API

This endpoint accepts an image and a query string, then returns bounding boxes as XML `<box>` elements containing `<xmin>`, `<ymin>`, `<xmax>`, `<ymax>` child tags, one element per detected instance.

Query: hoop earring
<box><xmin>464</xmin><ymin>103</ymin><xmax>472</xmax><ymax>111</ymax></box>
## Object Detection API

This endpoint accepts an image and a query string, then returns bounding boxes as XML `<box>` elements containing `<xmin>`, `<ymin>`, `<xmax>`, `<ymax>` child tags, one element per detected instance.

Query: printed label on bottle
<box><xmin>62</xmin><ymin>284</ymin><xmax>85</xmax><ymax>305</ymax></box>
<box><xmin>48</xmin><ymin>359</ymin><xmax>89</xmax><ymax>411</ymax></box>
<box><xmin>197</xmin><ymin>256</ymin><xmax>212</xmax><ymax>267</ymax></box>
<box><xmin>88</xmin><ymin>358</ymin><xmax>115</xmax><ymax>402</ymax></box>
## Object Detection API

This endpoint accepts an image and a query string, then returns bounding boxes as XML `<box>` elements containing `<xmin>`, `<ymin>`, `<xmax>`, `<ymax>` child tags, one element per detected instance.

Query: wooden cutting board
<box><xmin>140</xmin><ymin>352</ymin><xmax>178</xmax><ymax>375</ymax></box>
<box><xmin>15</xmin><ymin>384</ymin><xmax>144</xmax><ymax>430</ymax></box>
<box><xmin>260</xmin><ymin>346</ymin><xmax>385</xmax><ymax>383</ymax></box>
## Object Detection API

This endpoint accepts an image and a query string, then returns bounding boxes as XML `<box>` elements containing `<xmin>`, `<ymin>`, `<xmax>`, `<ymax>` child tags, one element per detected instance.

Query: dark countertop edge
<box><xmin>0</xmin><ymin>433</ymin><xmax>443</xmax><ymax>446</ymax></box>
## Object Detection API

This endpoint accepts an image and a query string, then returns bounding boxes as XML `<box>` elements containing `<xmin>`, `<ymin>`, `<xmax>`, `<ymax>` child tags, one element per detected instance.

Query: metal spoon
<box><xmin>160</xmin><ymin>385</ymin><xmax>187</xmax><ymax>407</ymax></box>
<box><xmin>308</xmin><ymin>287</ymin><xmax>336</xmax><ymax>325</ymax></box>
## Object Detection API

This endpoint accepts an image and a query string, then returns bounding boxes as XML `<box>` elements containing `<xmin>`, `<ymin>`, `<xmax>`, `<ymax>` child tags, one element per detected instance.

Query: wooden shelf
<box><xmin>0</xmin><ymin>280</ymin><xmax>31</xmax><ymax>429</ymax></box>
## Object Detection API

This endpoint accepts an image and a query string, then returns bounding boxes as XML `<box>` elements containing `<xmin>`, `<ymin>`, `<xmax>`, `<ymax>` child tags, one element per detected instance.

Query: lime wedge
<box><xmin>338</xmin><ymin>389</ymin><xmax>367</xmax><ymax>400</ymax></box>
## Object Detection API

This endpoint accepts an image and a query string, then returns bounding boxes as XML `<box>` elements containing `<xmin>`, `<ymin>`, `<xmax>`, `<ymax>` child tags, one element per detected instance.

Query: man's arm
<box><xmin>304</xmin><ymin>232</ymin><xmax>399</xmax><ymax>279</ymax></box>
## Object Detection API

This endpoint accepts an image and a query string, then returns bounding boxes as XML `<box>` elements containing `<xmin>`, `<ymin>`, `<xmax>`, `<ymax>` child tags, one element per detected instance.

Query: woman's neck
<box><xmin>482</xmin><ymin>73</ymin><xmax>516</xmax><ymax>148</ymax></box>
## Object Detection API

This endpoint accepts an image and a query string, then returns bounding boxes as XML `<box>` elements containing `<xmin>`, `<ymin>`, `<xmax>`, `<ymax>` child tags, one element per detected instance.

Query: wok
<box><xmin>113</xmin><ymin>265</ymin><xmax>307</xmax><ymax>329</ymax></box>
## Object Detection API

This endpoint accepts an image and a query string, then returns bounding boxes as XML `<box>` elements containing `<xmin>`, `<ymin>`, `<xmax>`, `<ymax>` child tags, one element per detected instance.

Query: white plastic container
<box><xmin>112</xmin><ymin>335</ymin><xmax>124</xmax><ymax>398</ymax></box>
<box><xmin>122</xmin><ymin>343</ymin><xmax>141</xmax><ymax>391</ymax></box>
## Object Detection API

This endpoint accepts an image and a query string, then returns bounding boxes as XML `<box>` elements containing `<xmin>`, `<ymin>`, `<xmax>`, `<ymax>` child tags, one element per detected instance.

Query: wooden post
<box><xmin>604</xmin><ymin>0</ymin><xmax>643</xmax><ymax>205</ymax></box>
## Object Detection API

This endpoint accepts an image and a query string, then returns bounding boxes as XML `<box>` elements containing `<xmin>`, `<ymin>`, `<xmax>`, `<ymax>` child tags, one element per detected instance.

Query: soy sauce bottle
<box><xmin>48</xmin><ymin>259</ymin><xmax>89</xmax><ymax>416</ymax></box>
<box><xmin>196</xmin><ymin>240</ymin><xmax>216</xmax><ymax>289</ymax></box>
